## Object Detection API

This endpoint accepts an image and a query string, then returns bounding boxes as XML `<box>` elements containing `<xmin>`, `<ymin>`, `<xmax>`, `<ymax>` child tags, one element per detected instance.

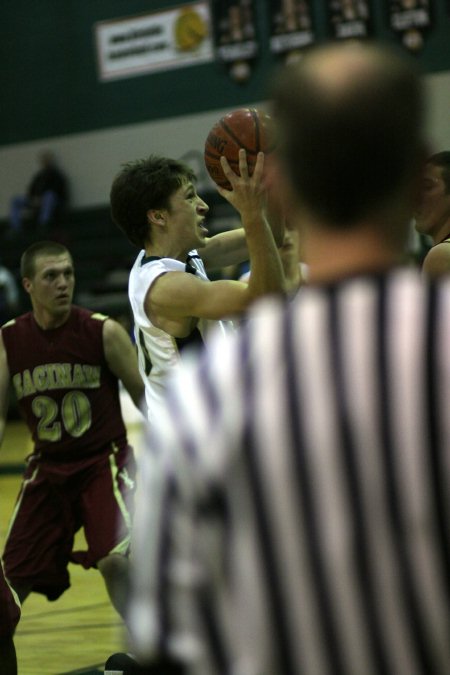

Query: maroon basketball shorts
<box><xmin>0</xmin><ymin>560</ymin><xmax>20</xmax><ymax>636</ymax></box>
<box><xmin>3</xmin><ymin>444</ymin><xmax>136</xmax><ymax>601</ymax></box>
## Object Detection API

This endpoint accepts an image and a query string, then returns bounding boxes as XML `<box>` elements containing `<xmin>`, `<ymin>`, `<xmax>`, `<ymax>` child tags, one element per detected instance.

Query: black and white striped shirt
<box><xmin>128</xmin><ymin>268</ymin><xmax>450</xmax><ymax>675</ymax></box>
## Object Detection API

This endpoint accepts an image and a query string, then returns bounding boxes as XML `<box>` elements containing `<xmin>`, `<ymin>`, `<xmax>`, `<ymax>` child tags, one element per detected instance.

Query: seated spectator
<box><xmin>9</xmin><ymin>150</ymin><xmax>68</xmax><ymax>235</ymax></box>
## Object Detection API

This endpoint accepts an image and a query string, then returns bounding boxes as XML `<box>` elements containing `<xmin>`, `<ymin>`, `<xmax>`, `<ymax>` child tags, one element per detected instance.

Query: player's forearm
<box><xmin>265</xmin><ymin>203</ymin><xmax>285</xmax><ymax>248</ymax></box>
<box><xmin>245</xmin><ymin>213</ymin><xmax>285</xmax><ymax>298</ymax></box>
<box><xmin>126</xmin><ymin>380</ymin><xmax>145</xmax><ymax>410</ymax></box>
<box><xmin>202</xmin><ymin>228</ymin><xmax>248</xmax><ymax>270</ymax></box>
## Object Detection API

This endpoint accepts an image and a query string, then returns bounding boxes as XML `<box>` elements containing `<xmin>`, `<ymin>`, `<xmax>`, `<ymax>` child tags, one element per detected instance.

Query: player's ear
<box><xmin>22</xmin><ymin>277</ymin><xmax>32</xmax><ymax>295</ymax></box>
<box><xmin>147</xmin><ymin>209</ymin><xmax>166</xmax><ymax>227</ymax></box>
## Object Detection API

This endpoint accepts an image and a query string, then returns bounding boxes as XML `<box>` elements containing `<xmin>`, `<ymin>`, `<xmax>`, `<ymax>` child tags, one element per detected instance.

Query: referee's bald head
<box><xmin>270</xmin><ymin>41</ymin><xmax>427</xmax><ymax>229</ymax></box>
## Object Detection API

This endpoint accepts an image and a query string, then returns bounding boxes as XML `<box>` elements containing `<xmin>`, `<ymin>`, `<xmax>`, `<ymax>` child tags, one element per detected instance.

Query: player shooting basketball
<box><xmin>110</xmin><ymin>147</ymin><xmax>284</xmax><ymax>426</ymax></box>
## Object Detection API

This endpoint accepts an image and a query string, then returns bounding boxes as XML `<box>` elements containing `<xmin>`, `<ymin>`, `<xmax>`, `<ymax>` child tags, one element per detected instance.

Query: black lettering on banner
<box><xmin>109</xmin><ymin>26</ymin><xmax>163</xmax><ymax>43</ymax></box>
<box><xmin>109</xmin><ymin>43</ymin><xmax>167</xmax><ymax>60</ymax></box>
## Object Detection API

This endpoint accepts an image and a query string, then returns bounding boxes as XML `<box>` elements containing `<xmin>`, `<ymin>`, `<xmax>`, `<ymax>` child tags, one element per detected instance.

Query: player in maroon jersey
<box><xmin>0</xmin><ymin>241</ymin><xmax>144</xmax><ymax>629</ymax></box>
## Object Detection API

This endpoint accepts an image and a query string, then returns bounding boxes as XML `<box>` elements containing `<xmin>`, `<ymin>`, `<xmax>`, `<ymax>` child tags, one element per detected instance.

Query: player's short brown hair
<box><xmin>20</xmin><ymin>241</ymin><xmax>71</xmax><ymax>279</ymax></box>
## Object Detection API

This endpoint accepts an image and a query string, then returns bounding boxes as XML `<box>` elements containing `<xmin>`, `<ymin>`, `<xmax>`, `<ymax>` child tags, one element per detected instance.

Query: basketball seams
<box><xmin>204</xmin><ymin>152</ymin><xmax>240</xmax><ymax>173</ymax></box>
<box><xmin>204</xmin><ymin>108</ymin><xmax>272</xmax><ymax>188</ymax></box>
<box><xmin>204</xmin><ymin>148</ymin><xmax>240</xmax><ymax>166</ymax></box>
<box><xmin>220</xmin><ymin>114</ymin><xmax>259</xmax><ymax>156</ymax></box>
<box><xmin>218</xmin><ymin>123</ymin><xmax>258</xmax><ymax>156</ymax></box>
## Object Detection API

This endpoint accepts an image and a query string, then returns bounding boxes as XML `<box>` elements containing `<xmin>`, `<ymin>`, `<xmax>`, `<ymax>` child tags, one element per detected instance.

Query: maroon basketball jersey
<box><xmin>2</xmin><ymin>306</ymin><xmax>128</xmax><ymax>462</ymax></box>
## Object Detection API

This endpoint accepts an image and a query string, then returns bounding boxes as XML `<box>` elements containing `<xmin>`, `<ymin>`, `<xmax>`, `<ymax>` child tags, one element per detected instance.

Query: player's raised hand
<box><xmin>217</xmin><ymin>149</ymin><xmax>266</xmax><ymax>218</ymax></box>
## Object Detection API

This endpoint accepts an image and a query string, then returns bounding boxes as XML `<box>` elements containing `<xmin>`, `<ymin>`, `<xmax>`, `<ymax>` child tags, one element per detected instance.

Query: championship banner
<box><xmin>269</xmin><ymin>0</ymin><xmax>316</xmax><ymax>63</ymax></box>
<box><xmin>326</xmin><ymin>0</ymin><xmax>373</xmax><ymax>40</ymax></box>
<box><xmin>211</xmin><ymin>0</ymin><xmax>259</xmax><ymax>82</ymax></box>
<box><xmin>95</xmin><ymin>2</ymin><xmax>213</xmax><ymax>81</ymax></box>
<box><xmin>386</xmin><ymin>0</ymin><xmax>433</xmax><ymax>52</ymax></box>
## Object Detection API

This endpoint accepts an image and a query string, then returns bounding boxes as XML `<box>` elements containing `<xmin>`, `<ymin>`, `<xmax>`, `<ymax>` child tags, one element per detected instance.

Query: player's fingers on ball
<box><xmin>238</xmin><ymin>148</ymin><xmax>249</xmax><ymax>175</ymax></box>
<box><xmin>220</xmin><ymin>155</ymin><xmax>233</xmax><ymax>175</ymax></box>
<box><xmin>253</xmin><ymin>151</ymin><xmax>265</xmax><ymax>178</ymax></box>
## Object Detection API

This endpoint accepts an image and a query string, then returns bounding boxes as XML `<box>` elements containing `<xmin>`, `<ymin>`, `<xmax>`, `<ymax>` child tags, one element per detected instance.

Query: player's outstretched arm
<box><xmin>200</xmin><ymin>227</ymin><xmax>249</xmax><ymax>271</ymax></box>
<box><xmin>148</xmin><ymin>261</ymin><xmax>282</xmax><ymax>329</ymax></box>
<box><xmin>0</xmin><ymin>332</ymin><xmax>11</xmax><ymax>447</ymax></box>
<box><xmin>103</xmin><ymin>319</ymin><xmax>144</xmax><ymax>409</ymax></box>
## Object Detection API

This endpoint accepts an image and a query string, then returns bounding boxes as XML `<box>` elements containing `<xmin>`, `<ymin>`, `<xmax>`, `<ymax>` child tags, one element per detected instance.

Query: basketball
<box><xmin>204</xmin><ymin>108</ymin><xmax>275</xmax><ymax>189</ymax></box>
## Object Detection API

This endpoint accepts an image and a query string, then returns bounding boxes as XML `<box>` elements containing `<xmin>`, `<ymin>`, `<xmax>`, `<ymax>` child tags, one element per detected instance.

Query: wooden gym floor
<box><xmin>0</xmin><ymin>400</ymin><xmax>145</xmax><ymax>675</ymax></box>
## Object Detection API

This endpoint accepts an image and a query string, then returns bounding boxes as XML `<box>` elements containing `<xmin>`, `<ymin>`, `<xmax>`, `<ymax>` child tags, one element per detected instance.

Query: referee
<box><xmin>123</xmin><ymin>41</ymin><xmax>450</xmax><ymax>675</ymax></box>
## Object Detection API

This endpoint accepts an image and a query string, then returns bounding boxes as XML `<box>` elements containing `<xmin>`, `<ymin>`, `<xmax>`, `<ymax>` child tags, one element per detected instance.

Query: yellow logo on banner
<box><xmin>174</xmin><ymin>7</ymin><xmax>208</xmax><ymax>51</ymax></box>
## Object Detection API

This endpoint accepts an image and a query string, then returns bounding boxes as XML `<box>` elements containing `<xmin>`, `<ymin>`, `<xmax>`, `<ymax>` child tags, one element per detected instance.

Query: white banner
<box><xmin>95</xmin><ymin>2</ymin><xmax>213</xmax><ymax>81</ymax></box>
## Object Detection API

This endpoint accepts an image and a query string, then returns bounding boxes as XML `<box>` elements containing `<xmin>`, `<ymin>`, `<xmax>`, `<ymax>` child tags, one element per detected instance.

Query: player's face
<box><xmin>166</xmin><ymin>180</ymin><xmax>209</xmax><ymax>255</ymax></box>
<box><xmin>24</xmin><ymin>254</ymin><xmax>75</xmax><ymax>317</ymax></box>
<box><xmin>415</xmin><ymin>164</ymin><xmax>450</xmax><ymax>239</ymax></box>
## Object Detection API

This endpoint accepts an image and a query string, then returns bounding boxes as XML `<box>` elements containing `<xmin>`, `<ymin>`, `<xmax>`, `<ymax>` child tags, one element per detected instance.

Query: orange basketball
<box><xmin>204</xmin><ymin>108</ymin><xmax>275</xmax><ymax>189</ymax></box>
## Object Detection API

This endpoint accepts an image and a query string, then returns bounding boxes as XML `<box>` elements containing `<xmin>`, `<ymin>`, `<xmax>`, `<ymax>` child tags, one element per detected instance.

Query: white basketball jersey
<box><xmin>128</xmin><ymin>249</ymin><xmax>233</xmax><ymax>423</ymax></box>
